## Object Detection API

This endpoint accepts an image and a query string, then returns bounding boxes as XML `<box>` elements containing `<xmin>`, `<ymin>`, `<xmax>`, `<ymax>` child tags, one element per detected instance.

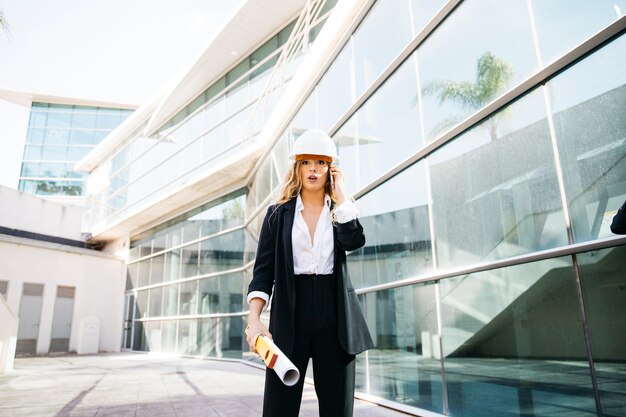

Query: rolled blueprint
<box><xmin>247</xmin><ymin>328</ymin><xmax>300</xmax><ymax>386</ymax></box>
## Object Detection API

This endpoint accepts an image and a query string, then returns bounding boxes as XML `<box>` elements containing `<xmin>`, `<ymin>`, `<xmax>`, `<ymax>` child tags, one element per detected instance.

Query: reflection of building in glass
<box><xmin>17</xmin><ymin>101</ymin><xmax>133</xmax><ymax>202</ymax></box>
<box><xmin>4</xmin><ymin>0</ymin><xmax>621</xmax><ymax>415</ymax></box>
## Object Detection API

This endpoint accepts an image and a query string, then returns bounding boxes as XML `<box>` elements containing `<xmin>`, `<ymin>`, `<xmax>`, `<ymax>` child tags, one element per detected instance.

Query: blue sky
<box><xmin>0</xmin><ymin>0</ymin><xmax>238</xmax><ymax>188</ymax></box>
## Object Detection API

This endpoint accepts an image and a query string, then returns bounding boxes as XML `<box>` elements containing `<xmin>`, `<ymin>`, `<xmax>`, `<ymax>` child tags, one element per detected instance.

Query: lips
<box><xmin>308</xmin><ymin>175</ymin><xmax>318</xmax><ymax>181</ymax></box>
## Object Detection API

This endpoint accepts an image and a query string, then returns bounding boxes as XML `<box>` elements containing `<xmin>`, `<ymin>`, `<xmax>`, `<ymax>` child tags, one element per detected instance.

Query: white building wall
<box><xmin>0</xmin><ymin>186</ymin><xmax>84</xmax><ymax>240</ymax></box>
<box><xmin>0</xmin><ymin>238</ymin><xmax>125</xmax><ymax>354</ymax></box>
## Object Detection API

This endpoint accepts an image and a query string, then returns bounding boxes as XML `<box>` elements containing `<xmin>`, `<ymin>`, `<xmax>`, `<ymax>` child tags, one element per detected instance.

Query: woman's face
<box><xmin>299</xmin><ymin>158</ymin><xmax>329</xmax><ymax>193</ymax></box>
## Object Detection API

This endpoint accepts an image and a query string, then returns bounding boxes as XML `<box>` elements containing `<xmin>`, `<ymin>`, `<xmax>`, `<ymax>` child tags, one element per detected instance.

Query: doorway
<box><xmin>49</xmin><ymin>286</ymin><xmax>75</xmax><ymax>353</ymax></box>
<box><xmin>17</xmin><ymin>283</ymin><xmax>44</xmax><ymax>355</ymax></box>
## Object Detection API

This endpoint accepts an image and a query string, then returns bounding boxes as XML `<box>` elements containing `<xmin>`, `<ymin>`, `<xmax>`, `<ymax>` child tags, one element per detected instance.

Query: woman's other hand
<box><xmin>330</xmin><ymin>166</ymin><xmax>347</xmax><ymax>205</ymax></box>
<box><xmin>247</xmin><ymin>318</ymin><xmax>272</xmax><ymax>353</ymax></box>
<box><xmin>247</xmin><ymin>297</ymin><xmax>272</xmax><ymax>353</ymax></box>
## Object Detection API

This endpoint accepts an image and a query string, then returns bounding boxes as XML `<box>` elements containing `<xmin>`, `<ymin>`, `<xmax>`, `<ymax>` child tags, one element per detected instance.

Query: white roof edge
<box><xmin>75</xmin><ymin>0</ymin><xmax>306</xmax><ymax>173</ymax></box>
<box><xmin>0</xmin><ymin>88</ymin><xmax>138</xmax><ymax>109</ymax></box>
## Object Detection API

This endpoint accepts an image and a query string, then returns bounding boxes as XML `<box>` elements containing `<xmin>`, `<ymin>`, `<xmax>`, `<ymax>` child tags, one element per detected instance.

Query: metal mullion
<box><xmin>539</xmin><ymin>52</ymin><xmax>604</xmax><ymax>415</ymax></box>
<box><xmin>139</xmin><ymin>311</ymin><xmax>247</xmax><ymax>322</ymax></box>
<box><xmin>128</xmin><ymin>224</ymin><xmax>246</xmax><ymax>265</ymax></box>
<box><xmin>18</xmin><ymin>177</ymin><xmax>86</xmax><ymax>182</ymax></box>
<box><xmin>354</xmin><ymin>235</ymin><xmax>626</xmax><ymax>296</ymax></box>
<box><xmin>345</xmin><ymin>16</ymin><xmax>626</xmax><ymax>202</ymax></box>
<box><xmin>132</xmin><ymin>261</ymin><xmax>255</xmax><ymax>293</ymax></box>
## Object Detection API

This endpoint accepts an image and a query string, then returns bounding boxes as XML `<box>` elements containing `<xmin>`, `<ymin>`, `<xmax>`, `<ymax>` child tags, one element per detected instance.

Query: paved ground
<box><xmin>0</xmin><ymin>353</ymin><xmax>412</xmax><ymax>417</ymax></box>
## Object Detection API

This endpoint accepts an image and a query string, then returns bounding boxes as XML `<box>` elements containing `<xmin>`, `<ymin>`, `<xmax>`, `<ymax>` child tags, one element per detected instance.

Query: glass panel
<box><xmin>162</xmin><ymin>284</ymin><xmax>179</xmax><ymax>317</ymax></box>
<box><xmin>410</xmin><ymin>0</ymin><xmax>447</xmax><ymax>36</ymax></box>
<box><xmin>358</xmin><ymin>283</ymin><xmax>443</xmax><ymax>413</ymax></box>
<box><xmin>350</xmin><ymin>162</ymin><xmax>432</xmax><ymax>288</ymax></box>
<box><xmin>23</xmin><ymin>145</ymin><xmax>42</xmax><ymax>160</ymax></box>
<box><xmin>132</xmin><ymin>321</ymin><xmax>147</xmax><ymax>351</ymax></box>
<box><xmin>532</xmin><ymin>0</ymin><xmax>624</xmax><ymax>65</ymax></box>
<box><xmin>144</xmin><ymin>321</ymin><xmax>161</xmax><ymax>352</ymax></box>
<box><xmin>164</xmin><ymin>249</ymin><xmax>181</xmax><ymax>282</ymax></box>
<box><xmin>46</xmin><ymin>112</ymin><xmax>72</xmax><ymax>129</ymax></box>
<box><xmin>127</xmin><ymin>263</ymin><xmax>139</xmax><ymax>289</ymax></box>
<box><xmin>152</xmin><ymin>231</ymin><xmax>167</xmax><ymax>253</ymax></box>
<box><xmin>42</xmin><ymin>128</ymin><xmax>70</xmax><ymax>145</ymax></box>
<box><xmin>20</xmin><ymin>163</ymin><xmax>37</xmax><ymax>177</ymax></box>
<box><xmin>95</xmin><ymin>113</ymin><xmax>122</xmax><ymax>130</ymax></box>
<box><xmin>148</xmin><ymin>287</ymin><xmax>163</xmax><ymax>317</ymax></box>
<box><xmin>549</xmin><ymin>34</ymin><xmax>626</xmax><ymax>243</ymax></box>
<box><xmin>198</xmin><ymin>273</ymin><xmax>244</xmax><ymax>314</ymax></box>
<box><xmin>40</xmin><ymin>146</ymin><xmax>67</xmax><ymax>161</ymax></box>
<box><xmin>198</xmin><ymin>230</ymin><xmax>245</xmax><ymax>275</ymax></box>
<box><xmin>352</xmin><ymin>0</ymin><xmax>413</xmax><ymax>96</ymax></box>
<box><xmin>136</xmin><ymin>290</ymin><xmax>148</xmax><ymax>320</ymax></box>
<box><xmin>338</xmin><ymin>54</ymin><xmax>422</xmax><ymax>191</ymax></box>
<box><xmin>440</xmin><ymin>257</ymin><xmax>596</xmax><ymax>416</ymax></box>
<box><xmin>138</xmin><ymin>259</ymin><xmax>151</xmax><ymax>288</ymax></box>
<box><xmin>161</xmin><ymin>321</ymin><xmax>177</xmax><ymax>352</ymax></box>
<box><xmin>66</xmin><ymin>146</ymin><xmax>92</xmax><ymax>161</ymax></box>
<box><xmin>418</xmin><ymin>0</ymin><xmax>537</xmax><ymax>142</ymax></box>
<box><xmin>151</xmin><ymin>255</ymin><xmax>165</xmax><ymax>285</ymax></box>
<box><xmin>69</xmin><ymin>129</ymin><xmax>97</xmax><ymax>145</ymax></box>
<box><xmin>196</xmin><ymin>317</ymin><xmax>244</xmax><ymax>359</ymax></box>
<box><xmin>29</xmin><ymin>111</ymin><xmax>47</xmax><ymax>127</ymax></box>
<box><xmin>179</xmin><ymin>280</ymin><xmax>198</xmax><ymax>316</ymax></box>
<box><xmin>71</xmin><ymin>112</ymin><xmax>97</xmax><ymax>130</ymax></box>
<box><xmin>182</xmin><ymin>220</ymin><xmax>201</xmax><ymax>244</ymax></box>
<box><xmin>177</xmin><ymin>319</ymin><xmax>198</xmax><ymax>355</ymax></box>
<box><xmin>577</xmin><ymin>246</ymin><xmax>626</xmax><ymax>417</ymax></box>
<box><xmin>316</xmin><ymin>44</ymin><xmax>353</xmax><ymax>131</ymax></box>
<box><xmin>430</xmin><ymin>88</ymin><xmax>568</xmax><ymax>269</ymax></box>
<box><xmin>182</xmin><ymin>242</ymin><xmax>200</xmax><ymax>278</ymax></box>
<box><xmin>26</xmin><ymin>129</ymin><xmax>44</xmax><ymax>144</ymax></box>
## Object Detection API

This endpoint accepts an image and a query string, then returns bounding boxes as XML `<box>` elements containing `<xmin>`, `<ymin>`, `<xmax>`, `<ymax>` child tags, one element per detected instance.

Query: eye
<box><xmin>317</xmin><ymin>160</ymin><xmax>327</xmax><ymax>166</ymax></box>
<box><xmin>302</xmin><ymin>160</ymin><xmax>309</xmax><ymax>165</ymax></box>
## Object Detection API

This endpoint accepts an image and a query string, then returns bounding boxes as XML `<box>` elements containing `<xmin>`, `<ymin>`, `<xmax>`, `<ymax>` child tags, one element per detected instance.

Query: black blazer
<box><xmin>248</xmin><ymin>197</ymin><xmax>374</xmax><ymax>356</ymax></box>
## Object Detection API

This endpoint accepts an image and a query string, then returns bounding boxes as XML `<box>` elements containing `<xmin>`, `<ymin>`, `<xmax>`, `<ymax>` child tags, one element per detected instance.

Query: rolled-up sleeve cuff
<box><xmin>334</xmin><ymin>200</ymin><xmax>359</xmax><ymax>223</ymax></box>
<box><xmin>247</xmin><ymin>291</ymin><xmax>269</xmax><ymax>311</ymax></box>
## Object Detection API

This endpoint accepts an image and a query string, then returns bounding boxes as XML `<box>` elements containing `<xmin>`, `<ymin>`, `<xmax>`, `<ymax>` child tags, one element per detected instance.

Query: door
<box><xmin>123</xmin><ymin>293</ymin><xmax>135</xmax><ymax>349</ymax></box>
<box><xmin>17</xmin><ymin>283</ymin><xmax>44</xmax><ymax>355</ymax></box>
<box><xmin>49</xmin><ymin>286</ymin><xmax>75</xmax><ymax>353</ymax></box>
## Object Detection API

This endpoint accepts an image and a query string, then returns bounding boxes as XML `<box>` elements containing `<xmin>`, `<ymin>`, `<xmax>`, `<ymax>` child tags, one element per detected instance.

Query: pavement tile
<box><xmin>0</xmin><ymin>353</ymin><xmax>411</xmax><ymax>417</ymax></box>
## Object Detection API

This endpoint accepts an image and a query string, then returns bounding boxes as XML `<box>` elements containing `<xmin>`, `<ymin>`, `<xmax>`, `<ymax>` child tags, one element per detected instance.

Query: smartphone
<box><xmin>329</xmin><ymin>165</ymin><xmax>335</xmax><ymax>188</ymax></box>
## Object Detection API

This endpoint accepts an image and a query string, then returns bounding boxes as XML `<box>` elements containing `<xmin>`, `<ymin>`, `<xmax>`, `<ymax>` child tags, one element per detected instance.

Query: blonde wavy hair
<box><xmin>276</xmin><ymin>160</ymin><xmax>337</xmax><ymax>205</ymax></box>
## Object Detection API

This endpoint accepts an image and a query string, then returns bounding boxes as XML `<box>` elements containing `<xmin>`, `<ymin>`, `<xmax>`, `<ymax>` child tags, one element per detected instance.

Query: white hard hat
<box><xmin>290</xmin><ymin>129</ymin><xmax>339</xmax><ymax>163</ymax></box>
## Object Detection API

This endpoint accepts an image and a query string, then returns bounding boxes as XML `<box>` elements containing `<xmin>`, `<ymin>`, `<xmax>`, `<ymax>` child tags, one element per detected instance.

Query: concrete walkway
<box><xmin>0</xmin><ymin>353</ymin><xmax>411</xmax><ymax>417</ymax></box>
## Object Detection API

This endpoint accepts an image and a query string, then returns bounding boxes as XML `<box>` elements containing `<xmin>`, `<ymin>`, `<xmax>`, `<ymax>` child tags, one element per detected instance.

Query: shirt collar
<box><xmin>295</xmin><ymin>194</ymin><xmax>331</xmax><ymax>212</ymax></box>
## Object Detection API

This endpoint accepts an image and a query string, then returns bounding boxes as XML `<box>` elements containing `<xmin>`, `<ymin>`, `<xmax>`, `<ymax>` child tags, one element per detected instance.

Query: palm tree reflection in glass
<box><xmin>423</xmin><ymin>51</ymin><xmax>513</xmax><ymax>141</ymax></box>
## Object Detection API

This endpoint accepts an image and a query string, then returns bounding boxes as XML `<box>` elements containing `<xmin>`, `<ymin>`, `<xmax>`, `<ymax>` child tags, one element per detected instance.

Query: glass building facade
<box><xmin>86</xmin><ymin>0</ymin><xmax>336</xmax><ymax>231</ymax></box>
<box><xmin>109</xmin><ymin>1</ymin><xmax>626</xmax><ymax>416</ymax></box>
<box><xmin>18</xmin><ymin>102</ymin><xmax>132</xmax><ymax>197</ymax></box>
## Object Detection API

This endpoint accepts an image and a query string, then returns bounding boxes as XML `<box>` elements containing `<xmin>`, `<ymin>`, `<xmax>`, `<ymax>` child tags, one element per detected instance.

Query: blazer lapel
<box><xmin>283</xmin><ymin>198</ymin><xmax>297</xmax><ymax>312</ymax></box>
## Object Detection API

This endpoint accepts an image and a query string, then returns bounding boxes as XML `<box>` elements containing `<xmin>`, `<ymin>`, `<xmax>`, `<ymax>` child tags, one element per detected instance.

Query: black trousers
<box><xmin>262</xmin><ymin>274</ymin><xmax>356</xmax><ymax>417</ymax></box>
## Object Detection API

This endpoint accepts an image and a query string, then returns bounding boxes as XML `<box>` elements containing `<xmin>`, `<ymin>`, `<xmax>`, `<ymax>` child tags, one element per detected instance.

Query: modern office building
<box><xmin>70</xmin><ymin>0</ymin><xmax>626</xmax><ymax>416</ymax></box>
<box><xmin>0</xmin><ymin>90</ymin><xmax>135</xmax><ymax>205</ymax></box>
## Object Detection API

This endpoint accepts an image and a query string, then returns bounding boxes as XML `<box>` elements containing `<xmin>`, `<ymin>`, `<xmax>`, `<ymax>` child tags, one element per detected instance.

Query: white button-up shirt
<box><xmin>247</xmin><ymin>195</ymin><xmax>358</xmax><ymax>309</ymax></box>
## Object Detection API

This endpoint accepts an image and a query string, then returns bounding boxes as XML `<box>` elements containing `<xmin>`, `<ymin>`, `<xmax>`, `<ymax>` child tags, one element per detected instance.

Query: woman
<box><xmin>246</xmin><ymin>129</ymin><xmax>374</xmax><ymax>417</ymax></box>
